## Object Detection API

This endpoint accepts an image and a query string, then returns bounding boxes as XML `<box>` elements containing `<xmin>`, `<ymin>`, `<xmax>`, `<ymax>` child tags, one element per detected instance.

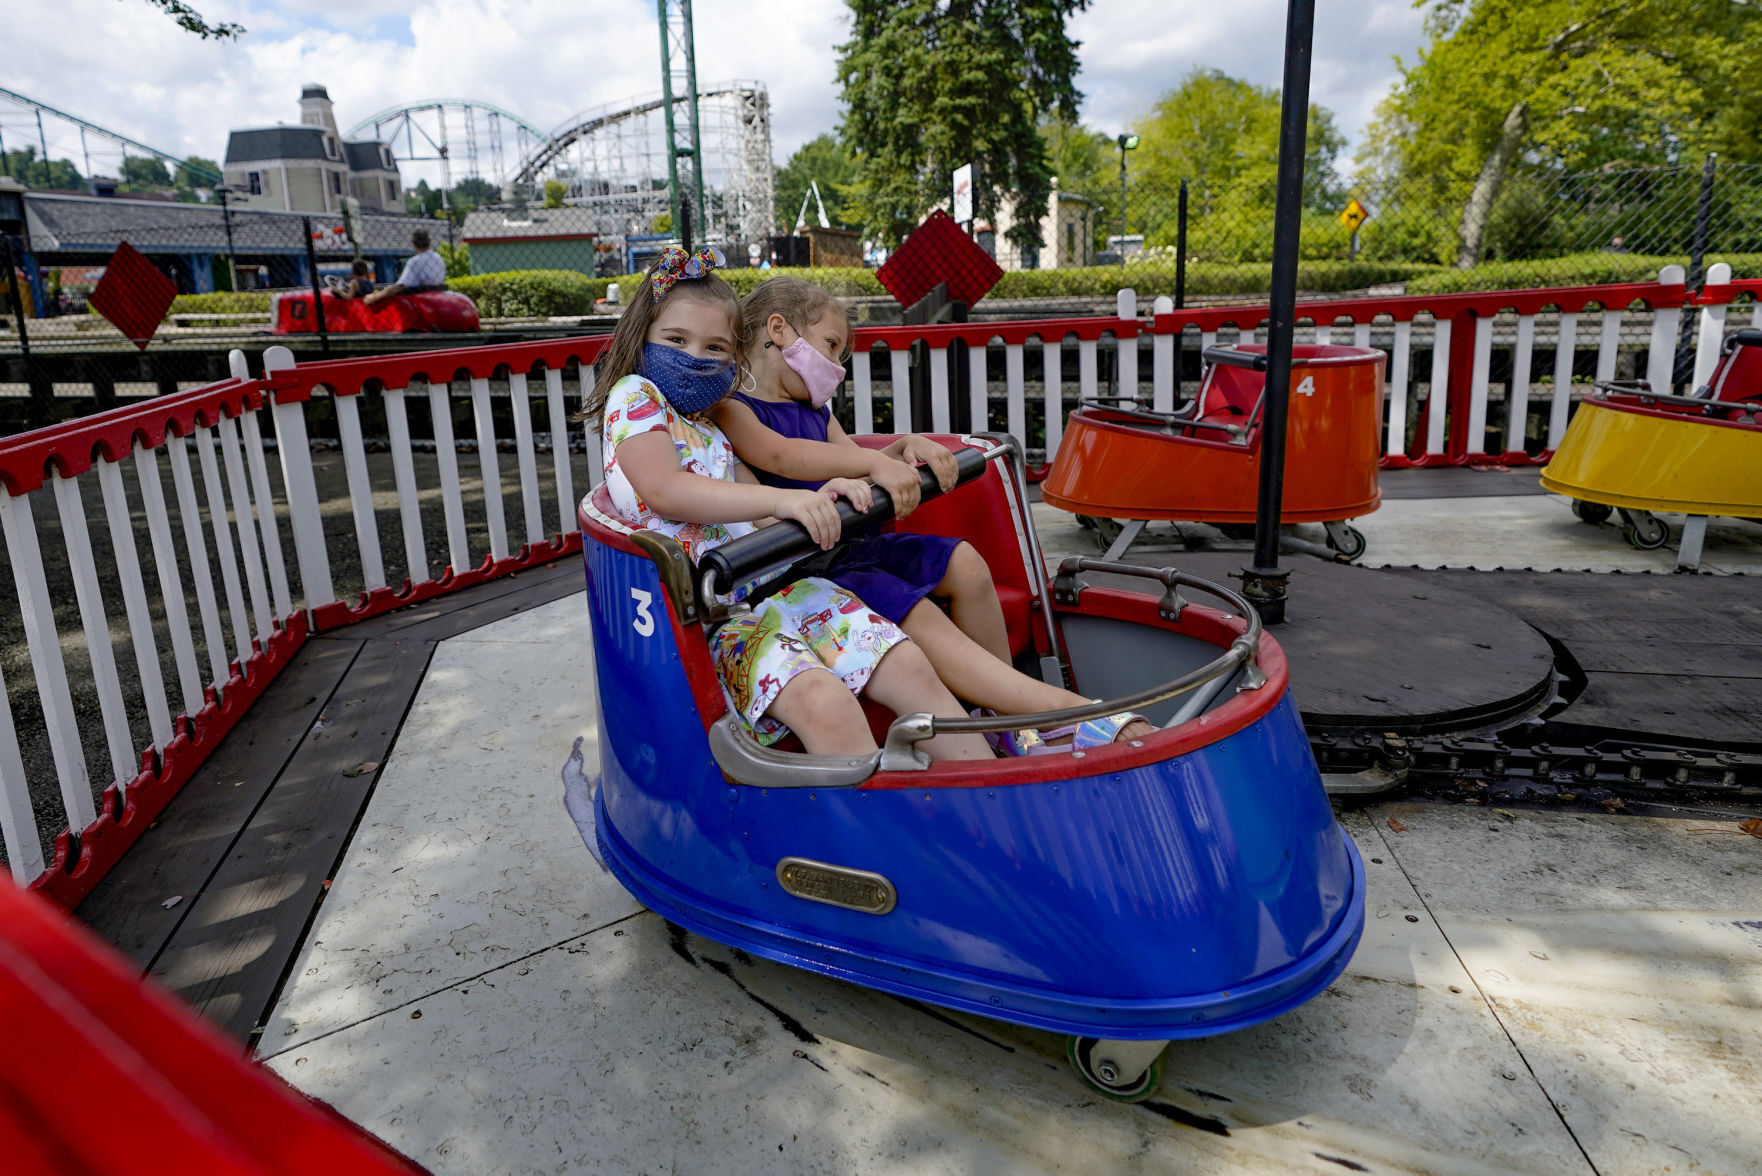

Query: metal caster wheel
<box><xmin>1077</xmin><ymin>515</ymin><xmax>1123</xmax><ymax>551</ymax></box>
<box><xmin>1323</xmin><ymin>520</ymin><xmax>1367</xmax><ymax>561</ymax></box>
<box><xmin>1065</xmin><ymin>1036</ymin><xmax>1168</xmax><ymax>1103</ymax></box>
<box><xmin>1621</xmin><ymin>511</ymin><xmax>1669</xmax><ymax>550</ymax></box>
<box><xmin>1571</xmin><ymin>499</ymin><xmax>1613</xmax><ymax>526</ymax></box>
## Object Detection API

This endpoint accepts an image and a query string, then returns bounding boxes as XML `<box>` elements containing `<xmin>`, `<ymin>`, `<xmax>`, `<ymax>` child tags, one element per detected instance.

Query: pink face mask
<box><xmin>780</xmin><ymin>335</ymin><xmax>846</xmax><ymax>409</ymax></box>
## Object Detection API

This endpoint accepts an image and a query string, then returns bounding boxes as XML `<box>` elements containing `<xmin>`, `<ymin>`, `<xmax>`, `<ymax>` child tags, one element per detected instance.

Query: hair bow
<box><xmin>650</xmin><ymin>244</ymin><xmax>727</xmax><ymax>302</ymax></box>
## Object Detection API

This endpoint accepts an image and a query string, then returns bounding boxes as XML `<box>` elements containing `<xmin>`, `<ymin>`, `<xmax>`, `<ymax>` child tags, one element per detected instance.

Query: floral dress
<box><xmin>599</xmin><ymin>373</ymin><xmax>907</xmax><ymax>745</ymax></box>
<box><xmin>602</xmin><ymin>374</ymin><xmax>753</xmax><ymax>563</ymax></box>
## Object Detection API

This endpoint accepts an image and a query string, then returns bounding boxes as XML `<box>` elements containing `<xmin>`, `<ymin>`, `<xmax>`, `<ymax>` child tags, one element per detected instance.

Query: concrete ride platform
<box><xmin>65</xmin><ymin>468</ymin><xmax>1762</xmax><ymax>1175</ymax></box>
<box><xmin>253</xmin><ymin>592</ymin><xmax>1762</xmax><ymax>1176</ymax></box>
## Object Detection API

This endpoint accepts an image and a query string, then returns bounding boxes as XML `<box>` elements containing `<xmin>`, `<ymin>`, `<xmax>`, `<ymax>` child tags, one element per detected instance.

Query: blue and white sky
<box><xmin>3</xmin><ymin>0</ymin><xmax>1426</xmax><ymax>184</ymax></box>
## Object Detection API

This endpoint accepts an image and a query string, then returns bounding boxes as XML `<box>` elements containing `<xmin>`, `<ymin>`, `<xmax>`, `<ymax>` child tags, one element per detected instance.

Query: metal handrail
<box><xmin>1594</xmin><ymin>380</ymin><xmax>1761</xmax><ymax>412</ymax></box>
<box><xmin>881</xmin><ymin>562</ymin><xmax>1266</xmax><ymax>753</ymax></box>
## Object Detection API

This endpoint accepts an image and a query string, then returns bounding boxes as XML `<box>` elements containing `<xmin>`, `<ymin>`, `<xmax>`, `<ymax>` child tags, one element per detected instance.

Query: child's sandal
<box><xmin>1069</xmin><ymin>711</ymin><xmax>1149</xmax><ymax>750</ymax></box>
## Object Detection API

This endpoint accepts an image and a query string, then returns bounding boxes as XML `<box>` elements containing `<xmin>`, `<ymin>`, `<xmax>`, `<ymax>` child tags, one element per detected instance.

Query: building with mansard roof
<box><xmin>222</xmin><ymin>85</ymin><xmax>402</xmax><ymax>215</ymax></box>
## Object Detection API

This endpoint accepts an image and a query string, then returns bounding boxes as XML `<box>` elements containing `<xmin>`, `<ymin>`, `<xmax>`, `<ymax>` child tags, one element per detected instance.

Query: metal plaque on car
<box><xmin>775</xmin><ymin>857</ymin><xmax>896</xmax><ymax>915</ymax></box>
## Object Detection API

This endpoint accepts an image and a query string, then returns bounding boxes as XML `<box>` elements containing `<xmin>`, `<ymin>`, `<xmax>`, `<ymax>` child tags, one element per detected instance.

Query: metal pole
<box><xmin>219</xmin><ymin>188</ymin><xmax>237</xmax><ymax>291</ymax></box>
<box><xmin>1118</xmin><ymin>144</ymin><xmax>1128</xmax><ymax>272</ymax></box>
<box><xmin>302</xmin><ymin>215</ymin><xmax>330</xmax><ymax>356</ymax></box>
<box><xmin>1175</xmin><ymin>179</ymin><xmax>1189</xmax><ymax>310</ymax></box>
<box><xmin>1241</xmin><ymin>0</ymin><xmax>1316</xmax><ymax>625</ymax></box>
<box><xmin>36</xmin><ymin>110</ymin><xmax>51</xmax><ymax>187</ymax></box>
<box><xmin>2</xmin><ymin>235</ymin><xmax>50</xmax><ymax>428</ymax></box>
<box><xmin>1674</xmin><ymin>152</ymin><xmax>1717</xmax><ymax>390</ymax></box>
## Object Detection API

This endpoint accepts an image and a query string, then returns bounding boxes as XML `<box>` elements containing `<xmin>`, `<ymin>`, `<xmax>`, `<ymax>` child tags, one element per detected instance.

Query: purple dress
<box><xmin>732</xmin><ymin>391</ymin><xmax>960</xmax><ymax>624</ymax></box>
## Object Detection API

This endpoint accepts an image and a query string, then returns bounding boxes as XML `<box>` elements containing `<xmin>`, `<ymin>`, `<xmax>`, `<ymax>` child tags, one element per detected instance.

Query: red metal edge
<box><xmin>262</xmin><ymin>334</ymin><xmax>612</xmax><ymax>403</ymax></box>
<box><xmin>308</xmin><ymin>532</ymin><xmax>584</xmax><ymax>631</ymax></box>
<box><xmin>0</xmin><ymin>883</ymin><xmax>429</xmax><ymax>1174</ymax></box>
<box><xmin>0</xmin><ymin>381</ymin><xmax>268</xmax><ymax>494</ymax></box>
<box><xmin>28</xmin><ymin>612</ymin><xmax>310</xmax><ymax>911</ymax></box>
<box><xmin>854</xmin><ymin>315</ymin><xmax>1141</xmax><ymax>351</ymax></box>
<box><xmin>1150</xmin><ymin>280</ymin><xmax>1688</xmax><ymax>335</ymax></box>
<box><xmin>1695</xmin><ymin>278</ymin><xmax>1762</xmax><ymax>306</ymax></box>
<box><xmin>861</xmin><ymin>587</ymin><xmax>1290</xmax><ymax>790</ymax></box>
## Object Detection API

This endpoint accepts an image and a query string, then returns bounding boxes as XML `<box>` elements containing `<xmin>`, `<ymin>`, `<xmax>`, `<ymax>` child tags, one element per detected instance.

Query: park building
<box><xmin>977</xmin><ymin>179</ymin><xmax>1097</xmax><ymax>272</ymax></box>
<box><xmin>222</xmin><ymin>84</ymin><xmax>402</xmax><ymax>216</ymax></box>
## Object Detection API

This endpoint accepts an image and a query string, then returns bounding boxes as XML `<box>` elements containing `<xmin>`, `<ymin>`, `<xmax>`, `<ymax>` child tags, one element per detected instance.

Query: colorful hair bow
<box><xmin>650</xmin><ymin>244</ymin><xmax>726</xmax><ymax>302</ymax></box>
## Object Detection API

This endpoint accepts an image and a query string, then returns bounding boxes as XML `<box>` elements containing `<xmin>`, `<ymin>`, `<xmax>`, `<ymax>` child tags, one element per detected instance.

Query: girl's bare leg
<box><xmin>862</xmin><ymin>644</ymin><xmax>993</xmax><ymax>761</ymax></box>
<box><xmin>900</xmin><ymin>601</ymin><xmax>1154</xmax><ymax>740</ymax></box>
<box><xmin>934</xmin><ymin>542</ymin><xmax>1012</xmax><ymax>663</ymax></box>
<box><xmin>763</xmin><ymin>667</ymin><xmax>878</xmax><ymax>756</ymax></box>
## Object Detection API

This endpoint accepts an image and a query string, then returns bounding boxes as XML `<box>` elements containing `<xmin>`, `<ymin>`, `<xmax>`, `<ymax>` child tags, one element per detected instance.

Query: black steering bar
<box><xmin>696</xmin><ymin>443</ymin><xmax>996</xmax><ymax>597</ymax></box>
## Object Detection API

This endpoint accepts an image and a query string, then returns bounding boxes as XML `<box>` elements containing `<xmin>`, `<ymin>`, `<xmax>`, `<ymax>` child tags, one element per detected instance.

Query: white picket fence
<box><xmin>2</xmin><ymin>268</ymin><xmax>1756</xmax><ymax>900</ymax></box>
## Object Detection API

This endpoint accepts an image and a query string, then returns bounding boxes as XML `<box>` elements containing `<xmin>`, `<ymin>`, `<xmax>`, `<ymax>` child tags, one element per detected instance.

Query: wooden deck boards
<box><xmin>75</xmin><ymin>560</ymin><xmax>586</xmax><ymax>1043</ymax></box>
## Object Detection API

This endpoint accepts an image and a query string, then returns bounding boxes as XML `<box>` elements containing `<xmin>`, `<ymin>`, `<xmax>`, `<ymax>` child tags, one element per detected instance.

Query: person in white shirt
<box><xmin>365</xmin><ymin>229</ymin><xmax>447</xmax><ymax>306</ymax></box>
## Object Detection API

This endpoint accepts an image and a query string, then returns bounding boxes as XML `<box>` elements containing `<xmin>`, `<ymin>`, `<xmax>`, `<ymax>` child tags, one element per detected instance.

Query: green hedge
<box><xmin>609</xmin><ymin>265</ymin><xmax>886</xmax><ymax>305</ymax></box>
<box><xmin>445</xmin><ymin>269</ymin><xmax>603</xmax><ymax>318</ymax></box>
<box><xmin>989</xmin><ymin>260</ymin><xmax>1441</xmax><ymax>300</ymax></box>
<box><xmin>1405</xmin><ymin>252</ymin><xmax>1762</xmax><ymax>295</ymax></box>
<box><xmin>167</xmin><ymin>291</ymin><xmax>274</xmax><ymax>316</ymax></box>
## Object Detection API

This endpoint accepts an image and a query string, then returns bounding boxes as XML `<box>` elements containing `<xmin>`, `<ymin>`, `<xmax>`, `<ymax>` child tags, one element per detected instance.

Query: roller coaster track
<box><xmin>0</xmin><ymin>86</ymin><xmax>221</xmax><ymax>185</ymax></box>
<box><xmin>342</xmin><ymin>100</ymin><xmax>550</xmax><ymax>145</ymax></box>
<box><xmin>509</xmin><ymin>85</ymin><xmax>752</xmax><ymax>185</ymax></box>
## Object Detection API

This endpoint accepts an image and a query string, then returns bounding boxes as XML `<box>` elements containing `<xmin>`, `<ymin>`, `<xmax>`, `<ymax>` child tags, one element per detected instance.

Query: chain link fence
<box><xmin>7</xmin><ymin>160</ymin><xmax>1762</xmax><ymax>432</ymax></box>
<box><xmin>0</xmin><ymin>191</ymin><xmax>641</xmax><ymax>435</ymax></box>
<box><xmin>1008</xmin><ymin>159</ymin><xmax>1762</xmax><ymax>314</ymax></box>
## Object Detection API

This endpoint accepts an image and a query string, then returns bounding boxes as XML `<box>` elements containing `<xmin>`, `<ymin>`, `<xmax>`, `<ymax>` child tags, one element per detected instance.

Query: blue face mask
<box><xmin>640</xmin><ymin>342</ymin><xmax>736</xmax><ymax>415</ymax></box>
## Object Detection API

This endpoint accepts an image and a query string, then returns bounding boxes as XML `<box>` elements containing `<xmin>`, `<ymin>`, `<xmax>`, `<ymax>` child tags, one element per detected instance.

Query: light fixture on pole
<box><xmin>1116</xmin><ymin>133</ymin><xmax>1140</xmax><ymax>269</ymax></box>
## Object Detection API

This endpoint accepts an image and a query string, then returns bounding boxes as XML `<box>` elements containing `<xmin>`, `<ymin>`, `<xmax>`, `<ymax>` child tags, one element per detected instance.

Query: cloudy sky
<box><xmin>3</xmin><ymin>0</ymin><xmax>1425</xmax><ymax>184</ymax></box>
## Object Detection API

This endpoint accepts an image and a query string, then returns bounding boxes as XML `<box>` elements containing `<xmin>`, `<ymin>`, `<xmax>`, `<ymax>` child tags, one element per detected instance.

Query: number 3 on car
<box><xmin>630</xmin><ymin>588</ymin><xmax>655</xmax><ymax>636</ymax></box>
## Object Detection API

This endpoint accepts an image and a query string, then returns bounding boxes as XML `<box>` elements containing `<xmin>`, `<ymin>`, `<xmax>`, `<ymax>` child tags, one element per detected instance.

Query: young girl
<box><xmin>715</xmin><ymin>277</ymin><xmax>1152</xmax><ymax>747</ymax></box>
<box><xmin>586</xmin><ymin>246</ymin><xmax>992</xmax><ymax>761</ymax></box>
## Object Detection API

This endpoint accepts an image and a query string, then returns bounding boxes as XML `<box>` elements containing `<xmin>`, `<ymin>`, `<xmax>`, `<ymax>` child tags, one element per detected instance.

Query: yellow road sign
<box><xmin>1340</xmin><ymin>199</ymin><xmax>1369</xmax><ymax>231</ymax></box>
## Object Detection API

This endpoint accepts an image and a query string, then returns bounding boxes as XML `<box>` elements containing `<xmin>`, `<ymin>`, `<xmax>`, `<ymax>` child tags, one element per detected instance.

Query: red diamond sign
<box><xmin>876</xmin><ymin>209</ymin><xmax>1004</xmax><ymax>309</ymax></box>
<box><xmin>88</xmin><ymin>241</ymin><xmax>178</xmax><ymax>351</ymax></box>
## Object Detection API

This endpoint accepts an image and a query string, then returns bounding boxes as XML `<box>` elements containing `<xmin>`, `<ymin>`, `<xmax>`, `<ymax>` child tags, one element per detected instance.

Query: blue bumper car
<box><xmin>575</xmin><ymin>435</ymin><xmax>1364</xmax><ymax>1100</ymax></box>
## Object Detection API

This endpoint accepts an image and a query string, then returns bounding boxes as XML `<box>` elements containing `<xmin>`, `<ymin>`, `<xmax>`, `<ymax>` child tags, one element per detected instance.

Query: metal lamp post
<box><xmin>1241</xmin><ymin>0</ymin><xmax>1318</xmax><ymax>624</ymax></box>
<box><xmin>1116</xmin><ymin>134</ymin><xmax>1139</xmax><ymax>268</ymax></box>
<box><xmin>212</xmin><ymin>183</ymin><xmax>238</xmax><ymax>292</ymax></box>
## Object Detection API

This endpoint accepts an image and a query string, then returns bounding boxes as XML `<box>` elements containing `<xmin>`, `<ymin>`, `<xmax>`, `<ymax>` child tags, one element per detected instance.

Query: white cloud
<box><xmin>2</xmin><ymin>0</ymin><xmax>1420</xmax><ymax>184</ymax></box>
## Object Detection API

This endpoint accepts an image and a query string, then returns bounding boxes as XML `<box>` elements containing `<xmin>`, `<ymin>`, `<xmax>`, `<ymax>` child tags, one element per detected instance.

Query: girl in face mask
<box><xmin>587</xmin><ymin>247</ymin><xmax>994</xmax><ymax>761</ymax></box>
<box><xmin>715</xmin><ymin>278</ymin><xmax>1153</xmax><ymax>750</ymax></box>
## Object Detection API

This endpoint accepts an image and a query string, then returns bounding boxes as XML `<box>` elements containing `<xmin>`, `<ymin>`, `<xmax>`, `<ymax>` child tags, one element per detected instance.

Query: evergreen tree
<box><xmin>837</xmin><ymin>0</ymin><xmax>1088</xmax><ymax>249</ymax></box>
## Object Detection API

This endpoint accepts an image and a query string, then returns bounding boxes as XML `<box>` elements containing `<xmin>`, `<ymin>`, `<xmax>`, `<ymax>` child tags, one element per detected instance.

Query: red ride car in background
<box><xmin>272</xmin><ymin>288</ymin><xmax>480</xmax><ymax>334</ymax></box>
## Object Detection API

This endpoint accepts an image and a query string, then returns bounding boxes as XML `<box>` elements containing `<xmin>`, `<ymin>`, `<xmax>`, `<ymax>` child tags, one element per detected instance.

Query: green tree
<box><xmin>438</xmin><ymin>242</ymin><xmax>472</xmax><ymax>279</ymax></box>
<box><xmin>1361</xmin><ymin>0</ymin><xmax>1759</xmax><ymax>266</ymax></box>
<box><xmin>140</xmin><ymin>0</ymin><xmax>243</xmax><ymax>38</ymax></box>
<box><xmin>543</xmin><ymin>179</ymin><xmax>568</xmax><ymax>209</ymax></box>
<box><xmin>119</xmin><ymin>155</ymin><xmax>173</xmax><ymax>191</ymax></box>
<box><xmin>1040</xmin><ymin>117</ymin><xmax>1112</xmax><ymax>201</ymax></box>
<box><xmin>1</xmin><ymin>148</ymin><xmax>84</xmax><ymax>191</ymax></box>
<box><xmin>775</xmin><ymin>133</ymin><xmax>858</xmax><ymax>232</ymax></box>
<box><xmin>403</xmin><ymin>177</ymin><xmax>501</xmax><ymax>224</ymax></box>
<box><xmin>1126</xmin><ymin>69</ymin><xmax>1344</xmax><ymax>261</ymax></box>
<box><xmin>172</xmin><ymin>155</ymin><xmax>221</xmax><ymax>203</ymax></box>
<box><xmin>837</xmin><ymin>0</ymin><xmax>1088</xmax><ymax>250</ymax></box>
<box><xmin>1134</xmin><ymin>69</ymin><xmax>1342</xmax><ymax>210</ymax></box>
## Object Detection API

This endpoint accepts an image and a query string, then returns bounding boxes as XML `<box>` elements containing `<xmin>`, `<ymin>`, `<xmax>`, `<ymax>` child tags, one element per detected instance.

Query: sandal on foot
<box><xmin>1069</xmin><ymin>711</ymin><xmax>1149</xmax><ymax>750</ymax></box>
